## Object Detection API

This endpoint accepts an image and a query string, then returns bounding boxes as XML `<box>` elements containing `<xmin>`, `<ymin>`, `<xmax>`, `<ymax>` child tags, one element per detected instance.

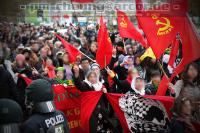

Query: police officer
<box><xmin>22</xmin><ymin>79</ymin><xmax>70</xmax><ymax>133</ymax></box>
<box><xmin>0</xmin><ymin>98</ymin><xmax>23</xmax><ymax>133</ymax></box>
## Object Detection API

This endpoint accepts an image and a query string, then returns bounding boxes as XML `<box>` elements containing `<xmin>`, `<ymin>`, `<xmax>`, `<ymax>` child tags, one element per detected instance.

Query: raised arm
<box><xmin>73</xmin><ymin>65</ymin><xmax>89</xmax><ymax>92</ymax></box>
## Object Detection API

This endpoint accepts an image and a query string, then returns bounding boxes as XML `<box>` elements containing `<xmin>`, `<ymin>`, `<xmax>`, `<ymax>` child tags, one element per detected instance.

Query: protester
<box><xmin>107</xmin><ymin>67</ymin><xmax>142</xmax><ymax>94</ymax></box>
<box><xmin>170</xmin><ymin>96</ymin><xmax>200</xmax><ymax>133</ymax></box>
<box><xmin>73</xmin><ymin>64</ymin><xmax>107</xmax><ymax>93</ymax></box>
<box><xmin>41</xmin><ymin>58</ymin><xmax>55</xmax><ymax>78</ymax></box>
<box><xmin>145</xmin><ymin>70</ymin><xmax>161</xmax><ymax>95</ymax></box>
<box><xmin>62</xmin><ymin>52</ymin><xmax>73</xmax><ymax>80</ymax></box>
<box><xmin>0</xmin><ymin>5</ymin><xmax>199</xmax><ymax>132</ymax></box>
<box><xmin>169</xmin><ymin>63</ymin><xmax>200</xmax><ymax>98</ymax></box>
<box><xmin>87</xmin><ymin>42</ymin><xmax>97</xmax><ymax>59</ymax></box>
<box><xmin>0</xmin><ymin>58</ymin><xmax>20</xmax><ymax>103</ymax></box>
<box><xmin>73</xmin><ymin>65</ymin><xmax>115</xmax><ymax>132</ymax></box>
<box><xmin>113</xmin><ymin>55</ymin><xmax>134</xmax><ymax>80</ymax></box>
<box><xmin>79</xmin><ymin>57</ymin><xmax>91</xmax><ymax>80</ymax></box>
<box><xmin>169</xmin><ymin>63</ymin><xmax>200</xmax><ymax>121</ymax></box>
<box><xmin>130</xmin><ymin>76</ymin><xmax>146</xmax><ymax>95</ymax></box>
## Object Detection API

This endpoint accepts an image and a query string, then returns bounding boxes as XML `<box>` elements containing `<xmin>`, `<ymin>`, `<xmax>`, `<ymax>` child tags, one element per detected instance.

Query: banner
<box><xmin>20</xmin><ymin>76</ymin><xmax>175</xmax><ymax>133</ymax></box>
<box><xmin>106</xmin><ymin>93</ymin><xmax>174</xmax><ymax>133</ymax></box>
<box><xmin>53</xmin><ymin>84</ymin><xmax>82</xmax><ymax>133</ymax></box>
<box><xmin>80</xmin><ymin>91</ymin><xmax>103</xmax><ymax>133</ymax></box>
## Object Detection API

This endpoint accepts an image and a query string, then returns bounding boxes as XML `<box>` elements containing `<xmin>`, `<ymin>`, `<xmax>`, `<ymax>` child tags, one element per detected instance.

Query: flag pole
<box><xmin>79</xmin><ymin>50</ymin><xmax>96</xmax><ymax>63</ymax></box>
<box><xmin>158</xmin><ymin>33</ymin><xmax>181</xmax><ymax>81</ymax></box>
<box><xmin>158</xmin><ymin>61</ymin><xmax>170</xmax><ymax>81</ymax></box>
<box><xmin>148</xmin><ymin>45</ymin><xmax>170</xmax><ymax>81</ymax></box>
<box><xmin>122</xmin><ymin>38</ymin><xmax>127</xmax><ymax>54</ymax></box>
<box><xmin>54</xmin><ymin>33</ymin><xmax>95</xmax><ymax>63</ymax></box>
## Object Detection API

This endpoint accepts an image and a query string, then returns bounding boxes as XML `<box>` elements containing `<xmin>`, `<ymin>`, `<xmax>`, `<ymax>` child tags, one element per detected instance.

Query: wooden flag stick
<box><xmin>158</xmin><ymin>60</ymin><xmax>170</xmax><ymax>81</ymax></box>
<box><xmin>79</xmin><ymin>50</ymin><xmax>96</xmax><ymax>63</ymax></box>
<box><xmin>149</xmin><ymin>46</ymin><xmax>170</xmax><ymax>81</ymax></box>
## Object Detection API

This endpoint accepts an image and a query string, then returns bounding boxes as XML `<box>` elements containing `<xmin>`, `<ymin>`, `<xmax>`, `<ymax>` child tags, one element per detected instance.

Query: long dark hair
<box><xmin>181</xmin><ymin>62</ymin><xmax>200</xmax><ymax>86</ymax></box>
<box><xmin>172</xmin><ymin>96</ymin><xmax>192</xmax><ymax>116</ymax></box>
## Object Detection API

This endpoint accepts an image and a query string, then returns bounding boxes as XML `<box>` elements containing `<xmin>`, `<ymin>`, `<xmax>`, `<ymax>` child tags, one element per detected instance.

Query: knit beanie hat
<box><xmin>15</xmin><ymin>54</ymin><xmax>25</xmax><ymax>61</ymax></box>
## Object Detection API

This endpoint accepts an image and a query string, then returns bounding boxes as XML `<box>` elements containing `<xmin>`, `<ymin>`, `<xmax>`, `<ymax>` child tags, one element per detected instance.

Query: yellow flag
<box><xmin>140</xmin><ymin>48</ymin><xmax>156</xmax><ymax>61</ymax></box>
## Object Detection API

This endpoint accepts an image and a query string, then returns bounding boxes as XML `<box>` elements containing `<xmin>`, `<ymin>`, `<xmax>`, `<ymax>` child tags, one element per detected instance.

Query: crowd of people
<box><xmin>0</xmin><ymin>21</ymin><xmax>200</xmax><ymax>133</ymax></box>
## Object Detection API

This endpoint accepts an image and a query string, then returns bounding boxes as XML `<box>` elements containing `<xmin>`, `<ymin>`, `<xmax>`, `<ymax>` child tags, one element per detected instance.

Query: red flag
<box><xmin>135</xmin><ymin>0</ymin><xmax>200</xmax><ymax>96</ymax></box>
<box><xmin>96</xmin><ymin>17</ymin><xmax>113</xmax><ymax>69</ymax></box>
<box><xmin>168</xmin><ymin>37</ymin><xmax>180</xmax><ymax>68</ymax></box>
<box><xmin>135</xmin><ymin>0</ymin><xmax>144</xmax><ymax>29</ymax></box>
<box><xmin>117</xmin><ymin>10</ymin><xmax>148</xmax><ymax>48</ymax></box>
<box><xmin>157</xmin><ymin>16</ymin><xmax>200</xmax><ymax>96</ymax></box>
<box><xmin>156</xmin><ymin>75</ymin><xmax>170</xmax><ymax>96</ymax></box>
<box><xmin>135</xmin><ymin>0</ymin><xmax>188</xmax><ymax>58</ymax></box>
<box><xmin>81</xmin><ymin>91</ymin><xmax>103</xmax><ymax>133</ymax></box>
<box><xmin>55</xmin><ymin>34</ymin><xmax>80</xmax><ymax>63</ymax></box>
<box><xmin>171</xmin><ymin>16</ymin><xmax>200</xmax><ymax>76</ymax></box>
<box><xmin>137</xmin><ymin>13</ymin><xmax>185</xmax><ymax>58</ymax></box>
<box><xmin>71</xmin><ymin>0</ymin><xmax>94</xmax><ymax>3</ymax></box>
<box><xmin>105</xmin><ymin>93</ymin><xmax>129</xmax><ymax>133</ymax></box>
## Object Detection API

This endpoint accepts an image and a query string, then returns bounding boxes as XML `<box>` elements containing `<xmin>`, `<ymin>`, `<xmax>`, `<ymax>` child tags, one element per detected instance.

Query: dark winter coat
<box><xmin>111</xmin><ymin>76</ymin><xmax>132</xmax><ymax>94</ymax></box>
<box><xmin>73</xmin><ymin>76</ymin><xmax>115</xmax><ymax>133</ymax></box>
<box><xmin>0</xmin><ymin>66</ymin><xmax>20</xmax><ymax>103</ymax></box>
<box><xmin>113</xmin><ymin>65</ymin><xmax>128</xmax><ymax>80</ymax></box>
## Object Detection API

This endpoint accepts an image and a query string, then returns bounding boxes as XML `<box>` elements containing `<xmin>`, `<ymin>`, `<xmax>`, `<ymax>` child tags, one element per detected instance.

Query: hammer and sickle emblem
<box><xmin>156</xmin><ymin>17</ymin><xmax>173</xmax><ymax>36</ymax></box>
<box><xmin>120</xmin><ymin>16</ymin><xmax>128</xmax><ymax>28</ymax></box>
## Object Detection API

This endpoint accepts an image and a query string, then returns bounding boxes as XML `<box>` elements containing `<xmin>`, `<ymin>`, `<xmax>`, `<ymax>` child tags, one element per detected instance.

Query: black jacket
<box><xmin>73</xmin><ymin>75</ymin><xmax>103</xmax><ymax>92</ymax></box>
<box><xmin>113</xmin><ymin>65</ymin><xmax>128</xmax><ymax>80</ymax></box>
<box><xmin>22</xmin><ymin>110</ymin><xmax>70</xmax><ymax>133</ymax></box>
<box><xmin>0</xmin><ymin>66</ymin><xmax>20</xmax><ymax>103</ymax></box>
<box><xmin>112</xmin><ymin>77</ymin><xmax>132</xmax><ymax>94</ymax></box>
